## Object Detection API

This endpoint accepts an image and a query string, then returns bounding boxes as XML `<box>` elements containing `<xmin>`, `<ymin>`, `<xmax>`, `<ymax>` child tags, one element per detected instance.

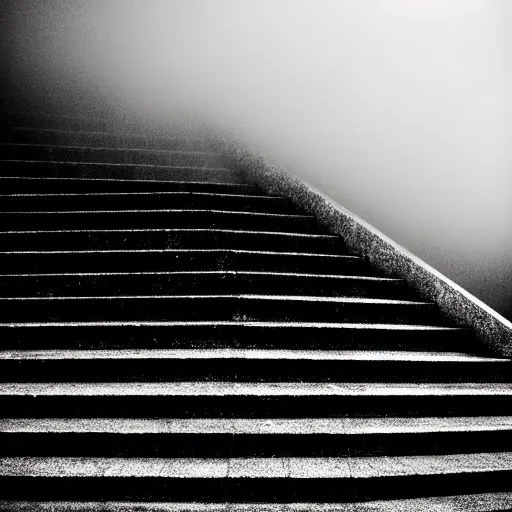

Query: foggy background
<box><xmin>1</xmin><ymin>0</ymin><xmax>511</xmax><ymax>320</ymax></box>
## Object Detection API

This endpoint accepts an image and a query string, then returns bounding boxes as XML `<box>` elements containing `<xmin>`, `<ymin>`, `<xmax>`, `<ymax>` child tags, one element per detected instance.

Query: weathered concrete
<box><xmin>3</xmin><ymin>494</ymin><xmax>512</xmax><ymax>511</ymax></box>
<box><xmin>3</xmin><ymin>416</ymin><xmax>512</xmax><ymax>434</ymax></box>
<box><xmin>2</xmin><ymin>453</ymin><xmax>512</xmax><ymax>478</ymax></box>
<box><xmin>217</xmin><ymin>133</ymin><xmax>512</xmax><ymax>356</ymax></box>
<box><xmin>3</xmin><ymin>381</ymin><xmax>512</xmax><ymax>396</ymax></box>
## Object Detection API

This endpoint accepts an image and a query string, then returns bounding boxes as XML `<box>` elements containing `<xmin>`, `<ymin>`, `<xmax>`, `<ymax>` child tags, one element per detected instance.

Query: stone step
<box><xmin>0</xmin><ymin>177</ymin><xmax>261</xmax><ymax>195</ymax></box>
<box><xmin>0</xmin><ymin>127</ymin><xmax>209</xmax><ymax>151</ymax></box>
<box><xmin>0</xmin><ymin>349</ymin><xmax>508</xmax><ymax>383</ymax></box>
<box><xmin>0</xmin><ymin>144</ymin><xmax>223</xmax><ymax>167</ymax></box>
<box><xmin>0</xmin><ymin>160</ymin><xmax>243</xmax><ymax>183</ymax></box>
<box><xmin>0</xmin><ymin>295</ymin><xmax>441</xmax><ymax>324</ymax></box>
<box><xmin>0</xmin><ymin>321</ymin><xmax>470</xmax><ymax>352</ymax></box>
<box><xmin>0</xmin><ymin>210</ymin><xmax>317</xmax><ymax>233</ymax></box>
<box><xmin>0</xmin><ymin>272</ymin><xmax>413</xmax><ymax>300</ymax></box>
<box><xmin>0</xmin><ymin>191</ymin><xmax>293</xmax><ymax>213</ymax></box>
<box><xmin>0</xmin><ymin>249</ymin><xmax>369</xmax><ymax>276</ymax></box>
<box><xmin>2</xmin><ymin>494</ymin><xmax>512</xmax><ymax>512</ymax></box>
<box><xmin>0</xmin><ymin>228</ymin><xmax>344</xmax><ymax>252</ymax></box>
<box><xmin>2</xmin><ymin>382</ymin><xmax>510</xmax><ymax>418</ymax></box>
<box><xmin>0</xmin><ymin>453</ymin><xmax>511</xmax><ymax>501</ymax></box>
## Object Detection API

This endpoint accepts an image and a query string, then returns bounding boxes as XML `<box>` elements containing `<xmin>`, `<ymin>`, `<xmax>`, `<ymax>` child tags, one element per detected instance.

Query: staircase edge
<box><xmin>214</xmin><ymin>130</ymin><xmax>512</xmax><ymax>357</ymax></box>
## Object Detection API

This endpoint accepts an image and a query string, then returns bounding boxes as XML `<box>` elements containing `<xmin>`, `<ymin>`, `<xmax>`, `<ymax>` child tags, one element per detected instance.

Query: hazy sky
<box><xmin>2</xmin><ymin>0</ymin><xmax>511</xmax><ymax>319</ymax></box>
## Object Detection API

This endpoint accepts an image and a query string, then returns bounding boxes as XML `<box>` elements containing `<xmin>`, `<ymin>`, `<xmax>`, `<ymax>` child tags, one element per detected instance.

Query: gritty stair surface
<box><xmin>2</xmin><ymin>495</ymin><xmax>512</xmax><ymax>511</ymax></box>
<box><xmin>0</xmin><ymin>110</ymin><xmax>510</xmax><ymax>508</ymax></box>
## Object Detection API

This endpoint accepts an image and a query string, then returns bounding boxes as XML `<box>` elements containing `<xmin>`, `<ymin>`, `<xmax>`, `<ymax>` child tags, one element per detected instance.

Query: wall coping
<box><xmin>215</xmin><ymin>130</ymin><xmax>512</xmax><ymax>356</ymax></box>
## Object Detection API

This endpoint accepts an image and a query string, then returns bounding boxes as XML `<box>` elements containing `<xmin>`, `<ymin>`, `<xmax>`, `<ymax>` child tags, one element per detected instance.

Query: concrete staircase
<box><xmin>1</xmin><ymin>110</ymin><xmax>512</xmax><ymax>510</ymax></box>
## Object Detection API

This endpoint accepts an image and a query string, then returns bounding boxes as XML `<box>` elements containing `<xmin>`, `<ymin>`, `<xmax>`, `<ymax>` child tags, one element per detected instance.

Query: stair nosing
<box><xmin>1</xmin><ymin>191</ymin><xmax>282</xmax><ymax>199</ymax></box>
<box><xmin>0</xmin><ymin>295</ymin><xmax>433</xmax><ymax>305</ymax></box>
<box><xmin>0</xmin><ymin>321</ymin><xmax>464</xmax><ymax>330</ymax></box>
<box><xmin>2</xmin><ymin>209</ymin><xmax>313</xmax><ymax>219</ymax></box>
<box><xmin>0</xmin><ymin>249</ymin><xmax>359</xmax><ymax>258</ymax></box>
<box><xmin>0</xmin><ymin>228</ymin><xmax>338</xmax><ymax>237</ymax></box>
<box><xmin>1</xmin><ymin>382</ymin><xmax>512</xmax><ymax>396</ymax></box>
<box><xmin>0</xmin><ymin>176</ymin><xmax>257</xmax><ymax>187</ymax></box>
<box><xmin>0</xmin><ymin>271</ymin><xmax>389</xmax><ymax>280</ymax></box>
<box><xmin>0</xmin><ymin>349</ymin><xmax>503</xmax><ymax>363</ymax></box>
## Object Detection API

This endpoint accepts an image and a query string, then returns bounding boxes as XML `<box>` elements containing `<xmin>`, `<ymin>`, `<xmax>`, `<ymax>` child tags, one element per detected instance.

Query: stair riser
<box><xmin>0</xmin><ymin>231</ymin><xmax>344</xmax><ymax>253</ymax></box>
<box><xmin>0</xmin><ymin>325</ymin><xmax>469</xmax><ymax>352</ymax></box>
<box><xmin>0</xmin><ymin>298</ymin><xmax>441</xmax><ymax>324</ymax></box>
<box><xmin>0</xmin><ymin>178</ymin><xmax>261</xmax><ymax>195</ymax></box>
<box><xmin>0</xmin><ymin>473</ymin><xmax>511</xmax><ymax>502</ymax></box>
<box><xmin>1</xmin><ymin>359</ymin><xmax>509</xmax><ymax>383</ymax></box>
<box><xmin>0</xmin><ymin>274</ymin><xmax>411</xmax><ymax>300</ymax></box>
<box><xmin>1</xmin><ymin>395</ymin><xmax>512</xmax><ymax>418</ymax></box>
<box><xmin>2</xmin><ymin>431</ymin><xmax>512</xmax><ymax>457</ymax></box>
<box><xmin>0</xmin><ymin>252</ymin><xmax>369</xmax><ymax>277</ymax></box>
<box><xmin>0</xmin><ymin>145</ymin><xmax>223</xmax><ymax>167</ymax></box>
<box><xmin>0</xmin><ymin>195</ymin><xmax>293</xmax><ymax>214</ymax></box>
<box><xmin>0</xmin><ymin>128</ymin><xmax>207</xmax><ymax>151</ymax></box>
<box><xmin>0</xmin><ymin>161</ymin><xmax>243</xmax><ymax>183</ymax></box>
<box><xmin>1</xmin><ymin>211</ymin><xmax>317</xmax><ymax>233</ymax></box>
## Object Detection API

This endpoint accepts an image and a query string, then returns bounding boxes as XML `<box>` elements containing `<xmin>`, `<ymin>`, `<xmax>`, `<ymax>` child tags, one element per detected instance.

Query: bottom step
<box><xmin>2</xmin><ymin>494</ymin><xmax>512</xmax><ymax>511</ymax></box>
<box><xmin>1</xmin><ymin>454</ymin><xmax>511</xmax><ymax>501</ymax></box>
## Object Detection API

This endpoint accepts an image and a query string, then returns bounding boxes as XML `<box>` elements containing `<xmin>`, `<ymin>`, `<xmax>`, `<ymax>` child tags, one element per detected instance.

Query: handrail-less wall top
<box><xmin>212</xmin><ymin>129</ymin><xmax>512</xmax><ymax>357</ymax></box>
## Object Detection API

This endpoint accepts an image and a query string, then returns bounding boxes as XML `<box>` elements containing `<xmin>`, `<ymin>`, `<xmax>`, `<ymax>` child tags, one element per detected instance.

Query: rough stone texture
<box><xmin>1</xmin><ymin>497</ymin><xmax>512</xmax><ymax>511</ymax></box>
<box><xmin>215</xmin><ymin>132</ymin><xmax>512</xmax><ymax>356</ymax></box>
<box><xmin>3</xmin><ymin>381</ymin><xmax>512</xmax><ymax>397</ymax></box>
<box><xmin>3</xmin><ymin>497</ymin><xmax>512</xmax><ymax>512</ymax></box>
<box><xmin>3</xmin><ymin>496</ymin><xmax>512</xmax><ymax>512</ymax></box>
<box><xmin>4</xmin><ymin>416</ymin><xmax>512</xmax><ymax>434</ymax></box>
<box><xmin>4</xmin><ymin>453</ymin><xmax>511</xmax><ymax>479</ymax></box>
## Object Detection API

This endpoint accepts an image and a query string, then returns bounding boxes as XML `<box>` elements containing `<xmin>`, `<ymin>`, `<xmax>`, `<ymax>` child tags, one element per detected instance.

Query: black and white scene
<box><xmin>0</xmin><ymin>0</ymin><xmax>511</xmax><ymax>510</ymax></box>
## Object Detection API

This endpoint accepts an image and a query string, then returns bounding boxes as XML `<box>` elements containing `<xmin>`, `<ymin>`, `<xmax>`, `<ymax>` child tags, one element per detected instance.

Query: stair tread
<box><xmin>2</xmin><ymin>494</ymin><xmax>512</xmax><ymax>511</ymax></box>
<box><xmin>1</xmin><ymin>452</ymin><xmax>512</xmax><ymax>478</ymax></box>
<box><xmin>0</xmin><ymin>349</ymin><xmax>501</xmax><ymax>362</ymax></box>
<box><xmin>2</xmin><ymin>382</ymin><xmax>511</xmax><ymax>396</ymax></box>
<box><xmin>3</xmin><ymin>416</ymin><xmax>512</xmax><ymax>434</ymax></box>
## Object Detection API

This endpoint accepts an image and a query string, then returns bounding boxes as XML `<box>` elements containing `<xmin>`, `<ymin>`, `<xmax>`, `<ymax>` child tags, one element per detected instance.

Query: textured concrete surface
<box><xmin>1</xmin><ymin>453</ymin><xmax>512</xmax><ymax>478</ymax></box>
<box><xmin>0</xmin><ymin>348</ymin><xmax>505</xmax><ymax>362</ymax></box>
<box><xmin>2</xmin><ymin>381</ymin><xmax>512</xmax><ymax>396</ymax></box>
<box><xmin>217</xmin><ymin>133</ymin><xmax>512</xmax><ymax>356</ymax></box>
<box><xmin>2</xmin><ymin>494</ymin><xmax>512</xmax><ymax>511</ymax></box>
<box><xmin>3</xmin><ymin>416</ymin><xmax>512</xmax><ymax>434</ymax></box>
